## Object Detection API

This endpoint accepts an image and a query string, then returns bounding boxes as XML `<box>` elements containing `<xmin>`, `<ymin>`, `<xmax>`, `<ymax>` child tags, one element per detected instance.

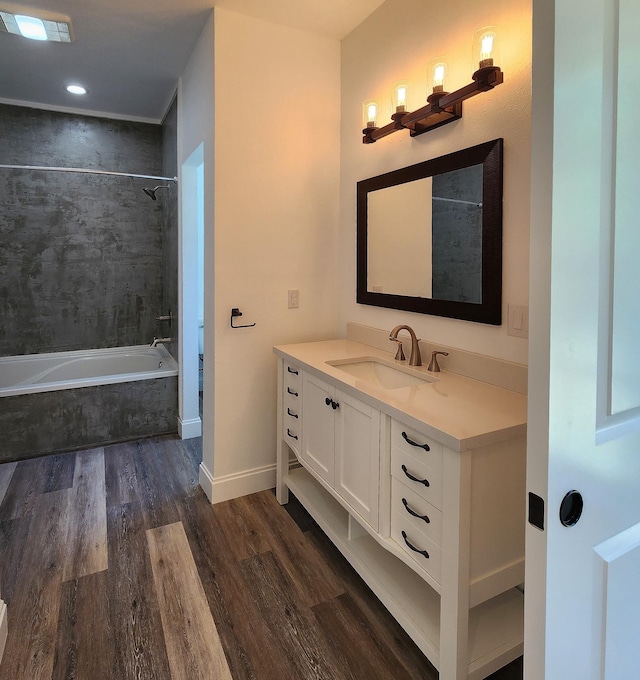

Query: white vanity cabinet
<box><xmin>301</xmin><ymin>371</ymin><xmax>380</xmax><ymax>531</ymax></box>
<box><xmin>274</xmin><ymin>340</ymin><xmax>527</xmax><ymax>680</ymax></box>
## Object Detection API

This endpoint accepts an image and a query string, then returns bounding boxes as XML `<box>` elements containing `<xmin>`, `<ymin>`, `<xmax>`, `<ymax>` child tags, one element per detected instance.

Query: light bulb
<box><xmin>427</xmin><ymin>59</ymin><xmax>448</xmax><ymax>95</ymax></box>
<box><xmin>473</xmin><ymin>26</ymin><xmax>500</xmax><ymax>70</ymax></box>
<box><xmin>363</xmin><ymin>100</ymin><xmax>378</xmax><ymax>128</ymax></box>
<box><xmin>392</xmin><ymin>81</ymin><xmax>410</xmax><ymax>113</ymax></box>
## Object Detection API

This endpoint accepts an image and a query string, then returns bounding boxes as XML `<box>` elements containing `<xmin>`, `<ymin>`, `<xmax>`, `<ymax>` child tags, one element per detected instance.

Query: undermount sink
<box><xmin>327</xmin><ymin>357</ymin><xmax>435</xmax><ymax>390</ymax></box>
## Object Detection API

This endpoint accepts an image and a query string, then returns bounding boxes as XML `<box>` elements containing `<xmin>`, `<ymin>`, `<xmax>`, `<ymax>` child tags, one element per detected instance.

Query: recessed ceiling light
<box><xmin>0</xmin><ymin>6</ymin><xmax>73</xmax><ymax>42</ymax></box>
<box><xmin>67</xmin><ymin>84</ymin><xmax>86</xmax><ymax>95</ymax></box>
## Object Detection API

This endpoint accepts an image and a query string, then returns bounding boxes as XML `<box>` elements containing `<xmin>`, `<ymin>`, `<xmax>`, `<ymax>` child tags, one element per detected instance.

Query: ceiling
<box><xmin>0</xmin><ymin>0</ymin><xmax>385</xmax><ymax>122</ymax></box>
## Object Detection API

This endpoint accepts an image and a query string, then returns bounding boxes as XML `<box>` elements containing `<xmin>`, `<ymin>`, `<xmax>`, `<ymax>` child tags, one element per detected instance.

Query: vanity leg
<box><xmin>276</xmin><ymin>358</ymin><xmax>289</xmax><ymax>505</ymax></box>
<box><xmin>439</xmin><ymin>450</ymin><xmax>472</xmax><ymax>680</ymax></box>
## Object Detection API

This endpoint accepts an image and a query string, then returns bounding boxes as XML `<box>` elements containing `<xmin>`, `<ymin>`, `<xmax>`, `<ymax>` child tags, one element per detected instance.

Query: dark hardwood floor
<box><xmin>0</xmin><ymin>435</ymin><xmax>523</xmax><ymax>679</ymax></box>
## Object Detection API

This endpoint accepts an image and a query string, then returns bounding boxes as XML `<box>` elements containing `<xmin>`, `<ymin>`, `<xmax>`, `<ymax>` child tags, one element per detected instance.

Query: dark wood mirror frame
<box><xmin>357</xmin><ymin>138</ymin><xmax>503</xmax><ymax>325</ymax></box>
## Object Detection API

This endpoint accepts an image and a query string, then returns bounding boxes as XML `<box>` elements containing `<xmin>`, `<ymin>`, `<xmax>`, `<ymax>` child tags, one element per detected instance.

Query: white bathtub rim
<box><xmin>0</xmin><ymin>344</ymin><xmax>178</xmax><ymax>398</ymax></box>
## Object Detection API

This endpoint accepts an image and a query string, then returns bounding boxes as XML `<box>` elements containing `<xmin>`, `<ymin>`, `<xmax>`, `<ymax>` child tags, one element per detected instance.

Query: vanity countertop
<box><xmin>274</xmin><ymin>339</ymin><xmax>527</xmax><ymax>452</ymax></box>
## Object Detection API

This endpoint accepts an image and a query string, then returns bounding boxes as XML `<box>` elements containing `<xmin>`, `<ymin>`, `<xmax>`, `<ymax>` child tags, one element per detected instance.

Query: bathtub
<box><xmin>0</xmin><ymin>345</ymin><xmax>179</xmax><ymax>461</ymax></box>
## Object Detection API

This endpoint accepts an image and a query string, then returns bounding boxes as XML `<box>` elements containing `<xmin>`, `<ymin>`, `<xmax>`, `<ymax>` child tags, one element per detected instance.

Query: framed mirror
<box><xmin>357</xmin><ymin>138</ymin><xmax>503</xmax><ymax>324</ymax></box>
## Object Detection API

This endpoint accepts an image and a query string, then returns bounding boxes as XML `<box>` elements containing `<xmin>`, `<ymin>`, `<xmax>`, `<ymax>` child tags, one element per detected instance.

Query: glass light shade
<box><xmin>363</xmin><ymin>100</ymin><xmax>378</xmax><ymax>128</ymax></box>
<box><xmin>427</xmin><ymin>59</ymin><xmax>448</xmax><ymax>95</ymax></box>
<box><xmin>15</xmin><ymin>14</ymin><xmax>47</xmax><ymax>40</ymax></box>
<box><xmin>392</xmin><ymin>81</ymin><xmax>410</xmax><ymax>113</ymax></box>
<box><xmin>472</xmin><ymin>26</ymin><xmax>500</xmax><ymax>70</ymax></box>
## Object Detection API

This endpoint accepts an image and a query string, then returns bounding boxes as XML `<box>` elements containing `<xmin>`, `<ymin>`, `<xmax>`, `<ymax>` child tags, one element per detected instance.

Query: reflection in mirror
<box><xmin>357</xmin><ymin>139</ymin><xmax>503</xmax><ymax>324</ymax></box>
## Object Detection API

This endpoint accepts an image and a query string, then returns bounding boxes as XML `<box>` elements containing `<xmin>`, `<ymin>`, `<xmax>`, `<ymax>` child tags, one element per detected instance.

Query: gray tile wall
<box><xmin>0</xmin><ymin>104</ymin><xmax>169</xmax><ymax>357</ymax></box>
<box><xmin>160</xmin><ymin>96</ymin><xmax>179</xmax><ymax>362</ymax></box>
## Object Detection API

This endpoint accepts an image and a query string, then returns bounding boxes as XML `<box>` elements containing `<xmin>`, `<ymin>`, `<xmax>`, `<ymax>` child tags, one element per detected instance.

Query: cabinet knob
<box><xmin>325</xmin><ymin>397</ymin><xmax>332</xmax><ymax>406</ymax></box>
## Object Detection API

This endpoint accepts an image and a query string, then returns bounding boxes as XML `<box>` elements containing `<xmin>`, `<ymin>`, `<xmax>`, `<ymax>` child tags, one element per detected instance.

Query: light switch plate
<box><xmin>507</xmin><ymin>304</ymin><xmax>529</xmax><ymax>338</ymax></box>
<box><xmin>288</xmin><ymin>289</ymin><xmax>299</xmax><ymax>309</ymax></box>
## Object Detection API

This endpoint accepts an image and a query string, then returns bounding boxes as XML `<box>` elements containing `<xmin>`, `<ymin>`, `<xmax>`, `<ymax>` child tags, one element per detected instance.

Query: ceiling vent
<box><xmin>0</xmin><ymin>4</ymin><xmax>73</xmax><ymax>42</ymax></box>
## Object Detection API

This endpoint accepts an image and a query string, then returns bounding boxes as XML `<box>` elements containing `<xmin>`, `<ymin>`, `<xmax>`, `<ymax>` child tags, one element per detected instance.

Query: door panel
<box><xmin>335</xmin><ymin>391</ymin><xmax>380</xmax><ymax>530</ymax></box>
<box><xmin>301</xmin><ymin>373</ymin><xmax>335</xmax><ymax>485</ymax></box>
<box><xmin>527</xmin><ymin>0</ymin><xmax>640</xmax><ymax>677</ymax></box>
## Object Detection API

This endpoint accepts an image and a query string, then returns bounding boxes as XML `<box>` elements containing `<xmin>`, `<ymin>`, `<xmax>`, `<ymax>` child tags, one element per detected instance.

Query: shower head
<box><xmin>143</xmin><ymin>185</ymin><xmax>170</xmax><ymax>201</ymax></box>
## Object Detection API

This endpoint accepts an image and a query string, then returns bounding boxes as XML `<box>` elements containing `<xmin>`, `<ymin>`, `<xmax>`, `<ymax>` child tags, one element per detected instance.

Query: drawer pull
<box><xmin>287</xmin><ymin>408</ymin><xmax>299</xmax><ymax>419</ymax></box>
<box><xmin>286</xmin><ymin>429</ymin><xmax>298</xmax><ymax>440</ymax></box>
<box><xmin>402</xmin><ymin>497</ymin><xmax>430</xmax><ymax>523</ymax></box>
<box><xmin>287</xmin><ymin>387</ymin><xmax>299</xmax><ymax>397</ymax></box>
<box><xmin>401</xmin><ymin>531</ymin><xmax>429</xmax><ymax>559</ymax></box>
<box><xmin>401</xmin><ymin>464</ymin><xmax>430</xmax><ymax>487</ymax></box>
<box><xmin>402</xmin><ymin>431</ymin><xmax>430</xmax><ymax>451</ymax></box>
<box><xmin>287</xmin><ymin>367</ymin><xmax>299</xmax><ymax>375</ymax></box>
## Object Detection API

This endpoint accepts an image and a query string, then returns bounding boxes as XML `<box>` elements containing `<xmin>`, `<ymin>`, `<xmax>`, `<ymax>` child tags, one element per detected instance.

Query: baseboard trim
<box><xmin>179</xmin><ymin>416</ymin><xmax>202</xmax><ymax>440</ymax></box>
<box><xmin>199</xmin><ymin>462</ymin><xmax>214</xmax><ymax>502</ymax></box>
<box><xmin>211</xmin><ymin>464</ymin><xmax>276</xmax><ymax>504</ymax></box>
<box><xmin>0</xmin><ymin>599</ymin><xmax>8</xmax><ymax>663</ymax></box>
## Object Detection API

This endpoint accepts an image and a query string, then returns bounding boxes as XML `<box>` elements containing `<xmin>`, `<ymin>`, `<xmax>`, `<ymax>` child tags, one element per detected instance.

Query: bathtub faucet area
<box><xmin>151</xmin><ymin>337</ymin><xmax>172</xmax><ymax>347</ymax></box>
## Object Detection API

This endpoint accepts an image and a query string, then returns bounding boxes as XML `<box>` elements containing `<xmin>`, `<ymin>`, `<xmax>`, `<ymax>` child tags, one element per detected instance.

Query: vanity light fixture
<box><xmin>0</xmin><ymin>4</ymin><xmax>73</xmax><ymax>42</ymax></box>
<box><xmin>362</xmin><ymin>26</ymin><xmax>503</xmax><ymax>144</ymax></box>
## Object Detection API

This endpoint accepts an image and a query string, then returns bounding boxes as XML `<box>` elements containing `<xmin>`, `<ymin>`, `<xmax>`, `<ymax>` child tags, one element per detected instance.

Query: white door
<box><xmin>527</xmin><ymin>0</ymin><xmax>640</xmax><ymax>677</ymax></box>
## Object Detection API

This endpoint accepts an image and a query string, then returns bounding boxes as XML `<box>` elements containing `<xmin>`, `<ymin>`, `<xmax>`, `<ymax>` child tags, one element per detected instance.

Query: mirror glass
<box><xmin>357</xmin><ymin>139</ymin><xmax>503</xmax><ymax>324</ymax></box>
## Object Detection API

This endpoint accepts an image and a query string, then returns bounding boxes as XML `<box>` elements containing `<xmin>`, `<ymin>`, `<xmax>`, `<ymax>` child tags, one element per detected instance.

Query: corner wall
<box><xmin>339</xmin><ymin>0</ymin><xmax>532</xmax><ymax>364</ymax></box>
<box><xmin>210</xmin><ymin>9</ymin><xmax>341</xmax><ymax>500</ymax></box>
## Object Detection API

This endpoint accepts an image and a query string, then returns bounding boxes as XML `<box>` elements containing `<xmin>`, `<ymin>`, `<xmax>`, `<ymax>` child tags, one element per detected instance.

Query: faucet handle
<box><xmin>390</xmin><ymin>338</ymin><xmax>406</xmax><ymax>362</ymax></box>
<box><xmin>427</xmin><ymin>351</ymin><xmax>449</xmax><ymax>373</ymax></box>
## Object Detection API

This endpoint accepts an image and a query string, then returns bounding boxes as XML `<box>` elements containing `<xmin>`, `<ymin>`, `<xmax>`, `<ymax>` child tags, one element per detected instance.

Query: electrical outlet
<box><xmin>288</xmin><ymin>289</ymin><xmax>299</xmax><ymax>309</ymax></box>
<box><xmin>507</xmin><ymin>304</ymin><xmax>529</xmax><ymax>338</ymax></box>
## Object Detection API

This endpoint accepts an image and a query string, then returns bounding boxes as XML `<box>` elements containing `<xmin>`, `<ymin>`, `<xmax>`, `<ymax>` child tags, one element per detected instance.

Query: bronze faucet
<box><xmin>389</xmin><ymin>325</ymin><xmax>422</xmax><ymax>366</ymax></box>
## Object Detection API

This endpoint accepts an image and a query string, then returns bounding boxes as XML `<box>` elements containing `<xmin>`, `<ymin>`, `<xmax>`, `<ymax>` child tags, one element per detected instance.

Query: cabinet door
<box><xmin>301</xmin><ymin>373</ymin><xmax>335</xmax><ymax>485</ymax></box>
<box><xmin>335</xmin><ymin>391</ymin><xmax>380</xmax><ymax>530</ymax></box>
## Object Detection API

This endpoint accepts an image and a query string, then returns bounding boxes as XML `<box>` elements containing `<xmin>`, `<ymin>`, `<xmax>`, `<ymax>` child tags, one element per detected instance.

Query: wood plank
<box><xmin>0</xmin><ymin>517</ymin><xmax>31</xmax><ymax>604</ymax></box>
<box><xmin>312</xmin><ymin>592</ymin><xmax>436</xmax><ymax>680</ymax></box>
<box><xmin>0</xmin><ymin>457</ymin><xmax>54</xmax><ymax>519</ymax></box>
<box><xmin>146</xmin><ymin>521</ymin><xmax>233</xmax><ymax>680</ymax></box>
<box><xmin>245</xmin><ymin>491</ymin><xmax>345</xmax><ymax>608</ymax></box>
<box><xmin>132</xmin><ymin>439</ymin><xmax>182</xmax><ymax>529</ymax></box>
<box><xmin>0</xmin><ymin>463</ymin><xmax>17</xmax><ymax>507</ymax></box>
<box><xmin>63</xmin><ymin>448</ymin><xmax>108</xmax><ymax>581</ymax></box>
<box><xmin>53</xmin><ymin>571</ymin><xmax>112</xmax><ymax>680</ymax></box>
<box><xmin>0</xmin><ymin>489</ymin><xmax>70</xmax><ymax>680</ymax></box>
<box><xmin>178</xmin><ymin>492</ymin><xmax>294</xmax><ymax>680</ymax></box>
<box><xmin>104</xmin><ymin>441</ymin><xmax>140</xmax><ymax>508</ymax></box>
<box><xmin>239</xmin><ymin>550</ymin><xmax>347</xmax><ymax>680</ymax></box>
<box><xmin>106</xmin><ymin>501</ymin><xmax>172</xmax><ymax>679</ymax></box>
<box><xmin>41</xmin><ymin>451</ymin><xmax>76</xmax><ymax>494</ymax></box>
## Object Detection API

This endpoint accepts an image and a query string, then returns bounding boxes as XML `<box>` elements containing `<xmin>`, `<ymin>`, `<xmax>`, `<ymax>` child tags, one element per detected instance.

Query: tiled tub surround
<box><xmin>274</xmin><ymin>329</ymin><xmax>527</xmax><ymax>680</ymax></box>
<box><xmin>0</xmin><ymin>104</ymin><xmax>168</xmax><ymax>358</ymax></box>
<box><xmin>0</xmin><ymin>345</ymin><xmax>178</xmax><ymax>461</ymax></box>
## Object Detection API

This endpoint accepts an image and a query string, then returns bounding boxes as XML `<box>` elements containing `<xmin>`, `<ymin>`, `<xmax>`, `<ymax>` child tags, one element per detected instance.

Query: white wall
<box><xmin>178</xmin><ymin>12</ymin><xmax>215</xmax><ymax>492</ymax></box>
<box><xmin>340</xmin><ymin>0</ymin><xmax>532</xmax><ymax>364</ymax></box>
<box><xmin>210</xmin><ymin>9</ymin><xmax>341</xmax><ymax>500</ymax></box>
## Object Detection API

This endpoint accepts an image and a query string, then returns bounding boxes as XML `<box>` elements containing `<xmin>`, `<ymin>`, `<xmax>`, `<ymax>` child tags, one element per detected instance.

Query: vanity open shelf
<box><xmin>274</xmin><ymin>336</ymin><xmax>527</xmax><ymax>680</ymax></box>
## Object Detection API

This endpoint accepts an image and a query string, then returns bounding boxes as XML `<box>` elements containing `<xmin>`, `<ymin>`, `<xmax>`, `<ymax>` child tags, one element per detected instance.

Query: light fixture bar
<box><xmin>362</xmin><ymin>66</ymin><xmax>503</xmax><ymax>144</ymax></box>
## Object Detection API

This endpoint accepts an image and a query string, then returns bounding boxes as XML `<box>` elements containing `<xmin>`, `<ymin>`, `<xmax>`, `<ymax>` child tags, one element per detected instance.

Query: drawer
<box><xmin>391</xmin><ymin>508</ymin><xmax>442</xmax><ymax>584</ymax></box>
<box><xmin>391</xmin><ymin>478</ymin><xmax>442</xmax><ymax>546</ymax></box>
<box><xmin>391</xmin><ymin>447</ymin><xmax>443</xmax><ymax>509</ymax></box>
<box><xmin>284</xmin><ymin>362</ymin><xmax>302</xmax><ymax>398</ymax></box>
<box><xmin>391</xmin><ymin>420</ymin><xmax>443</xmax><ymax>475</ymax></box>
